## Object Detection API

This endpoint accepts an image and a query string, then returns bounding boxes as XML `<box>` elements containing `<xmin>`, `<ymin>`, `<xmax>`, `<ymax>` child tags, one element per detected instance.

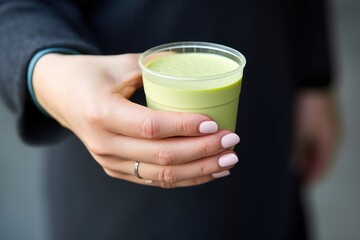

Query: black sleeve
<box><xmin>0</xmin><ymin>0</ymin><xmax>100</xmax><ymax>145</ymax></box>
<box><xmin>294</xmin><ymin>0</ymin><xmax>334</xmax><ymax>89</ymax></box>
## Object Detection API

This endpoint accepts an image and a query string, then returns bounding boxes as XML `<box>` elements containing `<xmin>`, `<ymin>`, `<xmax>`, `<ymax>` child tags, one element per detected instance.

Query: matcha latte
<box><xmin>139</xmin><ymin>42</ymin><xmax>246</xmax><ymax>131</ymax></box>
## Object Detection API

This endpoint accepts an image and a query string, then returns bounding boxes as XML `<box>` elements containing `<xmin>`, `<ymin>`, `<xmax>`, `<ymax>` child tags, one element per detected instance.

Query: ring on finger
<box><xmin>134</xmin><ymin>161</ymin><xmax>152</xmax><ymax>184</ymax></box>
<box><xmin>134</xmin><ymin>161</ymin><xmax>143</xmax><ymax>179</ymax></box>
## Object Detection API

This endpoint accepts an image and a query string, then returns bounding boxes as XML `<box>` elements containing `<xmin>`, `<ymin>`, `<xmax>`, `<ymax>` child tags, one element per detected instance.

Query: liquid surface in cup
<box><xmin>143</xmin><ymin>52</ymin><xmax>242</xmax><ymax>131</ymax></box>
<box><xmin>147</xmin><ymin>53</ymin><xmax>238</xmax><ymax>78</ymax></box>
<box><xmin>146</xmin><ymin>53</ymin><xmax>240</xmax><ymax>89</ymax></box>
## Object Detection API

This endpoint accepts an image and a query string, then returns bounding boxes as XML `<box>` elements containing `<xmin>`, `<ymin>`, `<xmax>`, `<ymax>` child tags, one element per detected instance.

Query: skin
<box><xmin>33</xmin><ymin>53</ymin><xmax>339</xmax><ymax>187</ymax></box>
<box><xmin>33</xmin><ymin>53</ymin><xmax>239</xmax><ymax>188</ymax></box>
<box><xmin>293</xmin><ymin>89</ymin><xmax>339</xmax><ymax>184</ymax></box>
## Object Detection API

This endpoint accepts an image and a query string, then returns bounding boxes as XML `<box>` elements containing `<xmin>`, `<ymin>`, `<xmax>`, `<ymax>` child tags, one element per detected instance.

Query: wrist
<box><xmin>32</xmin><ymin>53</ymin><xmax>70</xmax><ymax>124</ymax></box>
<box><xmin>27</xmin><ymin>48</ymin><xmax>80</xmax><ymax>117</ymax></box>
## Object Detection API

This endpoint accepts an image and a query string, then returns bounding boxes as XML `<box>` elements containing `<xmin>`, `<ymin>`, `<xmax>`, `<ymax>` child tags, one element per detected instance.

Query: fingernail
<box><xmin>218</xmin><ymin>153</ymin><xmax>238</xmax><ymax>167</ymax></box>
<box><xmin>212</xmin><ymin>170</ymin><xmax>230</xmax><ymax>178</ymax></box>
<box><xmin>199</xmin><ymin>121</ymin><xmax>218</xmax><ymax>134</ymax></box>
<box><xmin>221</xmin><ymin>133</ymin><xmax>240</xmax><ymax>148</ymax></box>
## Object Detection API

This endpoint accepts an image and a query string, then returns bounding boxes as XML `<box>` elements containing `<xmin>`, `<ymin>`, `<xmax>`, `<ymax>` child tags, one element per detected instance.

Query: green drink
<box><xmin>139</xmin><ymin>42</ymin><xmax>246</xmax><ymax>131</ymax></box>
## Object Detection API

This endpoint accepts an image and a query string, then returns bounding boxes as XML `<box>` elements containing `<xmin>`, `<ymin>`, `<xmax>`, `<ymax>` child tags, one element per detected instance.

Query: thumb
<box><xmin>112</xmin><ymin>68</ymin><xmax>143</xmax><ymax>99</ymax></box>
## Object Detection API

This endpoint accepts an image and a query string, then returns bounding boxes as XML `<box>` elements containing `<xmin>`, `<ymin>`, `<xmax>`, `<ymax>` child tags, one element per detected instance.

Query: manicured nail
<box><xmin>212</xmin><ymin>170</ymin><xmax>230</xmax><ymax>178</ymax></box>
<box><xmin>221</xmin><ymin>133</ymin><xmax>240</xmax><ymax>148</ymax></box>
<box><xmin>199</xmin><ymin>121</ymin><xmax>218</xmax><ymax>134</ymax></box>
<box><xmin>218</xmin><ymin>153</ymin><xmax>238</xmax><ymax>167</ymax></box>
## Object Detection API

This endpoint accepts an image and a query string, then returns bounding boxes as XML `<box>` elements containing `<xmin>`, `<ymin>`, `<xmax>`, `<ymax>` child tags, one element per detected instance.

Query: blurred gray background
<box><xmin>0</xmin><ymin>0</ymin><xmax>359</xmax><ymax>239</ymax></box>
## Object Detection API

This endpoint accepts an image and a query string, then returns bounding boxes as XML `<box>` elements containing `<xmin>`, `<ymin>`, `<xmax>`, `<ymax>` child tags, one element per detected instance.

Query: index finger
<box><xmin>106</xmin><ymin>98</ymin><xmax>219</xmax><ymax>139</ymax></box>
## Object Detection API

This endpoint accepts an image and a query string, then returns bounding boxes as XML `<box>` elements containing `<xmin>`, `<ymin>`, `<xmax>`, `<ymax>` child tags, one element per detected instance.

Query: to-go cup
<box><xmin>139</xmin><ymin>42</ymin><xmax>246</xmax><ymax>131</ymax></box>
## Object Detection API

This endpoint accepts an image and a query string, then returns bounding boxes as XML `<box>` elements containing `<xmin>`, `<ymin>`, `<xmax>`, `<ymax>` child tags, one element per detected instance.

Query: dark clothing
<box><xmin>0</xmin><ymin>0</ymin><xmax>332</xmax><ymax>239</ymax></box>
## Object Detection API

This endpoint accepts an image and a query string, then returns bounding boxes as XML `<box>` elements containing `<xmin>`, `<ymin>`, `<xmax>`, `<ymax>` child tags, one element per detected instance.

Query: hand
<box><xmin>33</xmin><ymin>53</ymin><xmax>240</xmax><ymax>188</ymax></box>
<box><xmin>293</xmin><ymin>89</ymin><xmax>340</xmax><ymax>183</ymax></box>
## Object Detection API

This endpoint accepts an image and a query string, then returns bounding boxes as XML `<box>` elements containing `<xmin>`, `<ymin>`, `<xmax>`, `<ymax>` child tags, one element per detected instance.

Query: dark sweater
<box><xmin>0</xmin><ymin>0</ymin><xmax>332</xmax><ymax>239</ymax></box>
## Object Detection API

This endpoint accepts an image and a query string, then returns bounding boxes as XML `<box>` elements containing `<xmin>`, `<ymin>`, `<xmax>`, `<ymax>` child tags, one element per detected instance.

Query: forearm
<box><xmin>0</xmin><ymin>0</ymin><xmax>99</xmax><ymax>144</ymax></box>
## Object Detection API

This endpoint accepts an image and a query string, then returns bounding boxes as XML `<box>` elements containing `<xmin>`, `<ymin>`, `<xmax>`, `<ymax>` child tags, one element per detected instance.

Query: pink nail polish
<box><xmin>199</xmin><ymin>121</ymin><xmax>218</xmax><ymax>134</ymax></box>
<box><xmin>221</xmin><ymin>133</ymin><xmax>240</xmax><ymax>148</ymax></box>
<box><xmin>218</xmin><ymin>153</ymin><xmax>238</xmax><ymax>167</ymax></box>
<box><xmin>212</xmin><ymin>170</ymin><xmax>230</xmax><ymax>178</ymax></box>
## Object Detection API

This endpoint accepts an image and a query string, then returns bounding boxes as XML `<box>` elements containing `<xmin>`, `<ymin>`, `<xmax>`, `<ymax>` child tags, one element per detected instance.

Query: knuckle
<box><xmin>139</xmin><ymin>117</ymin><xmax>161</xmax><ymax>139</ymax></box>
<box><xmin>176</xmin><ymin>120</ymin><xmax>191</xmax><ymax>135</ymax></box>
<box><xmin>87</xmin><ymin>139</ymin><xmax>109</xmax><ymax>156</ymax></box>
<box><xmin>158</xmin><ymin>167</ymin><xmax>178</xmax><ymax>183</ymax></box>
<box><xmin>155</xmin><ymin>148</ymin><xmax>176</xmax><ymax>166</ymax></box>
<box><xmin>200</xmin><ymin>140</ymin><xmax>215</xmax><ymax>157</ymax></box>
<box><xmin>198</xmin><ymin>162</ymin><xmax>209</xmax><ymax>176</ymax></box>
<box><xmin>83</xmin><ymin>105</ymin><xmax>104</xmax><ymax>126</ymax></box>
<box><xmin>83</xmin><ymin>98</ymin><xmax>111</xmax><ymax>127</ymax></box>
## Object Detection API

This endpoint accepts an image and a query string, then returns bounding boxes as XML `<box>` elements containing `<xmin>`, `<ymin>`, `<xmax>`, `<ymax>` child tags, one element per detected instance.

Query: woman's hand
<box><xmin>33</xmin><ymin>53</ymin><xmax>240</xmax><ymax>188</ymax></box>
<box><xmin>293</xmin><ymin>89</ymin><xmax>340</xmax><ymax>183</ymax></box>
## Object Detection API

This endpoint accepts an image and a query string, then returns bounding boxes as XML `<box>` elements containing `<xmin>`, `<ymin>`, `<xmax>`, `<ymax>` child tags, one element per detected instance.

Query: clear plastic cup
<box><xmin>139</xmin><ymin>41</ymin><xmax>246</xmax><ymax>131</ymax></box>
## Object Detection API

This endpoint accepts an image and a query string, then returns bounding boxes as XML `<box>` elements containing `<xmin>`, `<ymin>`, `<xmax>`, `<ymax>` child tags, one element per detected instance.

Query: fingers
<box><xmin>102</xmin><ymin>151</ymin><xmax>238</xmax><ymax>182</ymax></box>
<box><xmin>105</xmin><ymin>99</ymin><xmax>218</xmax><ymax>139</ymax></box>
<box><xmin>95</xmin><ymin>130</ymin><xmax>240</xmax><ymax>188</ymax></box>
<box><xmin>105</xmin><ymin>130</ymin><xmax>240</xmax><ymax>165</ymax></box>
<box><xmin>123</xmin><ymin>174</ymin><xmax>228</xmax><ymax>188</ymax></box>
<box><xmin>90</xmin><ymin>109</ymin><xmax>240</xmax><ymax>188</ymax></box>
<box><xmin>104</xmin><ymin>170</ymin><xmax>222</xmax><ymax>188</ymax></box>
<box><xmin>101</xmin><ymin>151</ymin><xmax>238</xmax><ymax>188</ymax></box>
<box><xmin>139</xmin><ymin>152</ymin><xmax>237</xmax><ymax>182</ymax></box>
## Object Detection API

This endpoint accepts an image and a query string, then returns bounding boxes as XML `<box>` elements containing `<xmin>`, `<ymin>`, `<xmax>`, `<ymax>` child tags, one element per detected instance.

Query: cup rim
<box><xmin>138</xmin><ymin>41</ymin><xmax>246</xmax><ymax>81</ymax></box>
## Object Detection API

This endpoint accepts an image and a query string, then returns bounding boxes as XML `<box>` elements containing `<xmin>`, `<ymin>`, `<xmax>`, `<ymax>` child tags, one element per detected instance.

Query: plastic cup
<box><xmin>139</xmin><ymin>42</ymin><xmax>246</xmax><ymax>131</ymax></box>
